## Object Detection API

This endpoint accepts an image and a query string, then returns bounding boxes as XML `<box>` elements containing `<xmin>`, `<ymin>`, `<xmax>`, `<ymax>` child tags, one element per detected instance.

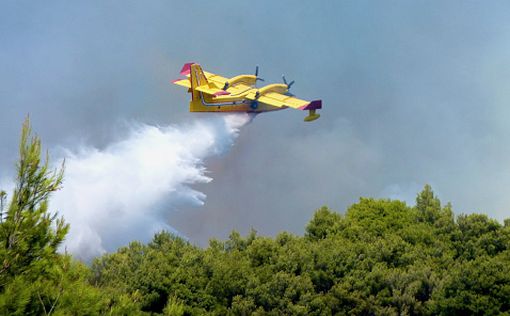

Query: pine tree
<box><xmin>415</xmin><ymin>184</ymin><xmax>441</xmax><ymax>224</ymax></box>
<box><xmin>0</xmin><ymin>117</ymin><xmax>68</xmax><ymax>286</ymax></box>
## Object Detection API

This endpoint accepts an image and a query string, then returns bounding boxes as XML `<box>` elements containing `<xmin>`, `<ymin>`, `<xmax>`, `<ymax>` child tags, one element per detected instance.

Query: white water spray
<box><xmin>49</xmin><ymin>113</ymin><xmax>252</xmax><ymax>260</ymax></box>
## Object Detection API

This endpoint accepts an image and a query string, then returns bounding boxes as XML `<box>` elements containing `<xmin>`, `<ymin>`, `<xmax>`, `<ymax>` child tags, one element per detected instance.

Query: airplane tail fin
<box><xmin>180</xmin><ymin>63</ymin><xmax>207</xmax><ymax>86</ymax></box>
<box><xmin>180</xmin><ymin>62</ymin><xmax>209</xmax><ymax>101</ymax></box>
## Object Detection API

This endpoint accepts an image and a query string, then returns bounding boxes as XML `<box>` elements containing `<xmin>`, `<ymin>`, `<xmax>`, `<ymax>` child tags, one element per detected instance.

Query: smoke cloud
<box><xmin>49</xmin><ymin>113</ymin><xmax>252</xmax><ymax>260</ymax></box>
<box><xmin>3</xmin><ymin>1</ymin><xmax>510</xmax><ymax>252</ymax></box>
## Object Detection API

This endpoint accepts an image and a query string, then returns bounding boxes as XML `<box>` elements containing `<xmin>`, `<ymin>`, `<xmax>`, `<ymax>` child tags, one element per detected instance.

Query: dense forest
<box><xmin>1</xmin><ymin>120</ymin><xmax>510</xmax><ymax>315</ymax></box>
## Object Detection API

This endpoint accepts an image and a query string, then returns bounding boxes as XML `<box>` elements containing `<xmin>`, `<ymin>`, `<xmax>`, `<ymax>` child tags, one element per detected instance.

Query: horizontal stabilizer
<box><xmin>172</xmin><ymin>78</ymin><xmax>191</xmax><ymax>88</ymax></box>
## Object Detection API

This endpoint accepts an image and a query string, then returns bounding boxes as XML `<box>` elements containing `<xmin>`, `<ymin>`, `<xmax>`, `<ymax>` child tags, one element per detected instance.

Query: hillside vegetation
<box><xmin>1</xmin><ymin>120</ymin><xmax>509</xmax><ymax>315</ymax></box>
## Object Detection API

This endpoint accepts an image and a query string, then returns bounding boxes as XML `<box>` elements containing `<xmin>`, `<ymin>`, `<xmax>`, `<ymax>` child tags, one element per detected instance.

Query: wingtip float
<box><xmin>173</xmin><ymin>62</ymin><xmax>322</xmax><ymax>122</ymax></box>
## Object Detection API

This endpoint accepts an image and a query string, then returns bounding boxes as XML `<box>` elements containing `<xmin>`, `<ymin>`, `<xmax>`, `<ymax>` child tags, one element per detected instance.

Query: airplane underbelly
<box><xmin>189</xmin><ymin>99</ymin><xmax>282</xmax><ymax>113</ymax></box>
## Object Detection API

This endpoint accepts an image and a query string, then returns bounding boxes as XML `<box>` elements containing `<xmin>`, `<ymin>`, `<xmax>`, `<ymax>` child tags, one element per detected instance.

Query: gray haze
<box><xmin>2</xmin><ymin>1</ymin><xmax>510</xmax><ymax>247</ymax></box>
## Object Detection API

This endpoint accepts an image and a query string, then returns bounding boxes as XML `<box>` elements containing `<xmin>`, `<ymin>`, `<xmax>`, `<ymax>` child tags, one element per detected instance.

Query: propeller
<box><xmin>282</xmin><ymin>75</ymin><xmax>295</xmax><ymax>96</ymax></box>
<box><xmin>282</xmin><ymin>75</ymin><xmax>295</xmax><ymax>89</ymax></box>
<box><xmin>255</xmin><ymin>66</ymin><xmax>265</xmax><ymax>82</ymax></box>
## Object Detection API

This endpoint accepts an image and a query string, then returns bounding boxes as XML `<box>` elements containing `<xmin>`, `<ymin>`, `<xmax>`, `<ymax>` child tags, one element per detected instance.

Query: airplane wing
<box><xmin>201</xmin><ymin>73</ymin><xmax>256</xmax><ymax>97</ymax></box>
<box><xmin>173</xmin><ymin>76</ymin><xmax>255</xmax><ymax>97</ymax></box>
<box><xmin>245</xmin><ymin>91</ymin><xmax>322</xmax><ymax>121</ymax></box>
<box><xmin>195</xmin><ymin>84</ymin><xmax>231</xmax><ymax>96</ymax></box>
<box><xmin>203</xmin><ymin>71</ymin><xmax>228</xmax><ymax>83</ymax></box>
<box><xmin>245</xmin><ymin>91</ymin><xmax>316</xmax><ymax>109</ymax></box>
<box><xmin>176</xmin><ymin>62</ymin><xmax>259</xmax><ymax>98</ymax></box>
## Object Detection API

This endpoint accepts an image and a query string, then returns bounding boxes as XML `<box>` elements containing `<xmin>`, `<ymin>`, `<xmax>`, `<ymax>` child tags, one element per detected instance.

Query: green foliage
<box><xmin>2</xmin><ymin>119</ymin><xmax>510</xmax><ymax>314</ymax></box>
<box><xmin>0</xmin><ymin>118</ymin><xmax>68</xmax><ymax>286</ymax></box>
<box><xmin>431</xmin><ymin>251</ymin><xmax>510</xmax><ymax>315</ymax></box>
<box><xmin>162</xmin><ymin>295</ymin><xmax>185</xmax><ymax>316</ymax></box>
<box><xmin>0</xmin><ymin>118</ymin><xmax>108</xmax><ymax>315</ymax></box>
<box><xmin>91</xmin><ymin>185</ymin><xmax>510</xmax><ymax>315</ymax></box>
<box><xmin>416</xmin><ymin>184</ymin><xmax>441</xmax><ymax>224</ymax></box>
<box><xmin>306</xmin><ymin>206</ymin><xmax>343</xmax><ymax>240</ymax></box>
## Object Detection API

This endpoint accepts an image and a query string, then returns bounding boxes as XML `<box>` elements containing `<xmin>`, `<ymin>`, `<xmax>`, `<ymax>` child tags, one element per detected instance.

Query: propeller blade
<box><xmin>254</xmin><ymin>66</ymin><xmax>265</xmax><ymax>85</ymax></box>
<box><xmin>282</xmin><ymin>75</ymin><xmax>294</xmax><ymax>89</ymax></box>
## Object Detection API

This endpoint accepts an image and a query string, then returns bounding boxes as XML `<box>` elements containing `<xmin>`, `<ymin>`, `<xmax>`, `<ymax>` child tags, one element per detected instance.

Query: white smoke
<box><xmin>49</xmin><ymin>113</ymin><xmax>253</xmax><ymax>260</ymax></box>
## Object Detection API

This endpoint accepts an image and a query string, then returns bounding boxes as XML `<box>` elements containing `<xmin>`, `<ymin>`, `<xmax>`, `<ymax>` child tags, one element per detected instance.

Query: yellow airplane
<box><xmin>172</xmin><ymin>62</ymin><xmax>322</xmax><ymax>122</ymax></box>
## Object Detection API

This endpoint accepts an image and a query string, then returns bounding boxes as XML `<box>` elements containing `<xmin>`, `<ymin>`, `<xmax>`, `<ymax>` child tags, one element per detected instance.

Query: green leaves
<box><xmin>431</xmin><ymin>252</ymin><xmax>510</xmax><ymax>315</ymax></box>
<box><xmin>0</xmin><ymin>118</ymin><xmax>68</xmax><ymax>287</ymax></box>
<box><xmin>88</xmin><ymin>185</ymin><xmax>510</xmax><ymax>315</ymax></box>
<box><xmin>2</xmin><ymin>118</ymin><xmax>510</xmax><ymax>314</ymax></box>
<box><xmin>0</xmin><ymin>118</ymin><xmax>107</xmax><ymax>315</ymax></box>
<box><xmin>416</xmin><ymin>184</ymin><xmax>441</xmax><ymax>224</ymax></box>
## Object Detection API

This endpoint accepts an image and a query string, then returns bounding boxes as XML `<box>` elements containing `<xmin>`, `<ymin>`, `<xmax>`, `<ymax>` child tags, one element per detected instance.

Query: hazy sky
<box><xmin>2</xmin><ymin>1</ymin><xmax>510</xmax><ymax>246</ymax></box>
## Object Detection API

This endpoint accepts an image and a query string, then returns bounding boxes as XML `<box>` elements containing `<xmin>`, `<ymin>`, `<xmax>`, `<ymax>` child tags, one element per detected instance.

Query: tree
<box><xmin>305</xmin><ymin>206</ymin><xmax>342</xmax><ymax>240</ymax></box>
<box><xmin>416</xmin><ymin>184</ymin><xmax>441</xmax><ymax>224</ymax></box>
<box><xmin>0</xmin><ymin>128</ymin><xmax>499</xmax><ymax>316</ymax></box>
<box><xmin>0</xmin><ymin>118</ymin><xmax>69</xmax><ymax>314</ymax></box>
<box><xmin>0</xmin><ymin>118</ymin><xmax>68</xmax><ymax>283</ymax></box>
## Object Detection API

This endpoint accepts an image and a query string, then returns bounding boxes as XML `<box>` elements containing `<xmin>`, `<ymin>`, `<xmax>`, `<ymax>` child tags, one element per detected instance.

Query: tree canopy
<box><xmin>1</xmin><ymin>119</ymin><xmax>509</xmax><ymax>315</ymax></box>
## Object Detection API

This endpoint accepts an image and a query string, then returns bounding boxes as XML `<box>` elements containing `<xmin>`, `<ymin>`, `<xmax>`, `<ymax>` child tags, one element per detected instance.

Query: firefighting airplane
<box><xmin>172</xmin><ymin>63</ymin><xmax>322</xmax><ymax>122</ymax></box>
